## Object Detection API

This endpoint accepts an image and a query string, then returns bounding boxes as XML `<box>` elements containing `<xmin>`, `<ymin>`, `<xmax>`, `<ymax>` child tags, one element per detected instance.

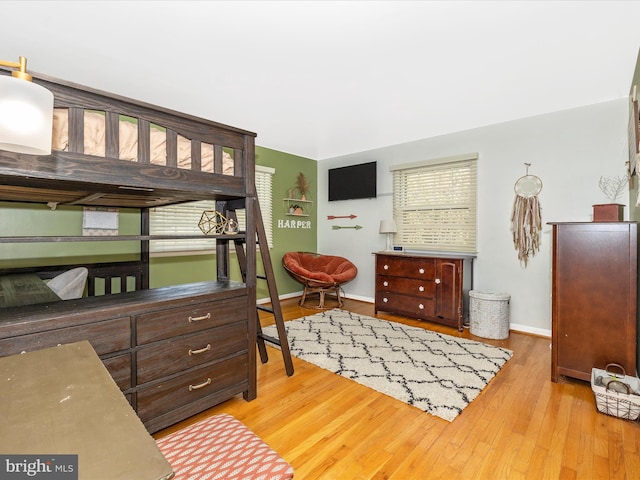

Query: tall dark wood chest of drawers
<box><xmin>550</xmin><ymin>222</ymin><xmax>638</xmax><ymax>382</ymax></box>
<box><xmin>374</xmin><ymin>252</ymin><xmax>473</xmax><ymax>331</ymax></box>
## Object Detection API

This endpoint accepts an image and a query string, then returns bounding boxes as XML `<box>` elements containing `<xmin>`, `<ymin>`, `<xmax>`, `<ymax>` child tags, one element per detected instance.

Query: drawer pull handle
<box><xmin>383</xmin><ymin>264</ymin><xmax>389</xmax><ymax>270</ymax></box>
<box><xmin>189</xmin><ymin>378</ymin><xmax>212</xmax><ymax>391</ymax></box>
<box><xmin>419</xmin><ymin>303</ymin><xmax>424</xmax><ymax>309</ymax></box>
<box><xmin>435</xmin><ymin>278</ymin><xmax>441</xmax><ymax>285</ymax></box>
<box><xmin>418</xmin><ymin>286</ymin><xmax>424</xmax><ymax>292</ymax></box>
<box><xmin>419</xmin><ymin>268</ymin><xmax>424</xmax><ymax>274</ymax></box>
<box><xmin>383</xmin><ymin>281</ymin><xmax>389</xmax><ymax>287</ymax></box>
<box><xmin>189</xmin><ymin>344</ymin><xmax>212</xmax><ymax>356</ymax></box>
<box><xmin>188</xmin><ymin>312</ymin><xmax>211</xmax><ymax>323</ymax></box>
<box><xmin>383</xmin><ymin>297</ymin><xmax>389</xmax><ymax>303</ymax></box>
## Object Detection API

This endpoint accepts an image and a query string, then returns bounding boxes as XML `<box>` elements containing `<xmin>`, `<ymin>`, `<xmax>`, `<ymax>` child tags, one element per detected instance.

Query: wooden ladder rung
<box><xmin>258</xmin><ymin>333</ymin><xmax>281</xmax><ymax>347</ymax></box>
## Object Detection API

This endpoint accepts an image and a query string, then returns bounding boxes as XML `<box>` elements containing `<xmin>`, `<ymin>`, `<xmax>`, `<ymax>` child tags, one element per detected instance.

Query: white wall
<box><xmin>317</xmin><ymin>98</ymin><xmax>633</xmax><ymax>336</ymax></box>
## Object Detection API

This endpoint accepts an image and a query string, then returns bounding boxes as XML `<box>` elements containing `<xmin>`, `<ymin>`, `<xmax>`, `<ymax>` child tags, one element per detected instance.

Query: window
<box><xmin>391</xmin><ymin>153</ymin><xmax>477</xmax><ymax>253</ymax></box>
<box><xmin>150</xmin><ymin>165</ymin><xmax>275</xmax><ymax>254</ymax></box>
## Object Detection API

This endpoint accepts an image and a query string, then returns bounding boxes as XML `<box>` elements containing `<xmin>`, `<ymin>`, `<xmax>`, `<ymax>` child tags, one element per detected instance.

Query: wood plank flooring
<box><xmin>154</xmin><ymin>298</ymin><xmax>640</xmax><ymax>480</ymax></box>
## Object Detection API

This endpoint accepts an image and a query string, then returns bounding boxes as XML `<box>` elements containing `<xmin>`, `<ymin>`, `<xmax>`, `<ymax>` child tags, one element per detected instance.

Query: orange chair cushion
<box><xmin>156</xmin><ymin>413</ymin><xmax>294</xmax><ymax>480</ymax></box>
<box><xmin>283</xmin><ymin>252</ymin><xmax>357</xmax><ymax>286</ymax></box>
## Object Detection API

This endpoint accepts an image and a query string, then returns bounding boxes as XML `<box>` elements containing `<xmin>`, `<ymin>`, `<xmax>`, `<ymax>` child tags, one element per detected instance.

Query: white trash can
<box><xmin>469</xmin><ymin>290</ymin><xmax>511</xmax><ymax>340</ymax></box>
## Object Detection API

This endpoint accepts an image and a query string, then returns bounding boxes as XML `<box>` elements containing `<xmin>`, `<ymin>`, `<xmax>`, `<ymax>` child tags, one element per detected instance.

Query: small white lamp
<box><xmin>379</xmin><ymin>219</ymin><xmax>397</xmax><ymax>251</ymax></box>
<box><xmin>0</xmin><ymin>56</ymin><xmax>54</xmax><ymax>155</ymax></box>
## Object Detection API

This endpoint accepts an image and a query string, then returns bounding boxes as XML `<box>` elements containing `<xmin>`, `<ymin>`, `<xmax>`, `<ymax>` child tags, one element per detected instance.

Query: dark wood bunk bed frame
<box><xmin>0</xmin><ymin>68</ymin><xmax>258</xmax><ymax>433</ymax></box>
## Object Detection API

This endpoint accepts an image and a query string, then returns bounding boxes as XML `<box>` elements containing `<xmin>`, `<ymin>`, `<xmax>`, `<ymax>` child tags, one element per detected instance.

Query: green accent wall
<box><xmin>0</xmin><ymin>145</ymin><xmax>317</xmax><ymax>300</ymax></box>
<box><xmin>0</xmin><ymin>202</ymin><xmax>140</xmax><ymax>268</ymax></box>
<box><xmin>255</xmin><ymin>145</ymin><xmax>317</xmax><ymax>298</ymax></box>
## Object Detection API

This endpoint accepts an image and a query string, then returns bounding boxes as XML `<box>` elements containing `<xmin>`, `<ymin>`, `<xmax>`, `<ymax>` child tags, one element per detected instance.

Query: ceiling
<box><xmin>3</xmin><ymin>1</ymin><xmax>640</xmax><ymax>160</ymax></box>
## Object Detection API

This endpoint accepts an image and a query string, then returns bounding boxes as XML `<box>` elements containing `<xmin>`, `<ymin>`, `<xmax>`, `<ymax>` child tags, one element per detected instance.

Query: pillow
<box><xmin>45</xmin><ymin>267</ymin><xmax>89</xmax><ymax>300</ymax></box>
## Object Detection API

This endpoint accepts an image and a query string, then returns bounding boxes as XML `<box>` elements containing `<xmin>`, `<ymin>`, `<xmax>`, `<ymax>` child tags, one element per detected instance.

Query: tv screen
<box><xmin>328</xmin><ymin>161</ymin><xmax>377</xmax><ymax>201</ymax></box>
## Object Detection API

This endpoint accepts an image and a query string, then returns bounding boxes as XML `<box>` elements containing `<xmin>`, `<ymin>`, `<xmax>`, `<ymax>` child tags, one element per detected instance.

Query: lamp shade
<box><xmin>379</xmin><ymin>219</ymin><xmax>397</xmax><ymax>234</ymax></box>
<box><xmin>0</xmin><ymin>75</ymin><xmax>53</xmax><ymax>155</ymax></box>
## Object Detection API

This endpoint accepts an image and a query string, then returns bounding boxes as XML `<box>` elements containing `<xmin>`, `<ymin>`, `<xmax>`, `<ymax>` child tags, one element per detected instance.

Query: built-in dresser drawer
<box><xmin>375</xmin><ymin>291</ymin><xmax>436</xmax><ymax>319</ymax></box>
<box><xmin>136</xmin><ymin>296</ymin><xmax>246</xmax><ymax>345</ymax></box>
<box><xmin>0</xmin><ymin>317</ymin><xmax>131</xmax><ymax>357</ymax></box>
<box><xmin>376</xmin><ymin>255</ymin><xmax>436</xmax><ymax>280</ymax></box>
<box><xmin>102</xmin><ymin>353</ymin><xmax>132</xmax><ymax>391</ymax></box>
<box><xmin>136</xmin><ymin>323</ymin><xmax>248</xmax><ymax>384</ymax></box>
<box><xmin>136</xmin><ymin>354</ymin><xmax>248</xmax><ymax>422</ymax></box>
<box><xmin>376</xmin><ymin>275</ymin><xmax>435</xmax><ymax>298</ymax></box>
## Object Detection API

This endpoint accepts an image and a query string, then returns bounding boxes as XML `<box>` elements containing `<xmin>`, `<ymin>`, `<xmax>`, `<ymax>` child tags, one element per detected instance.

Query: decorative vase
<box><xmin>224</xmin><ymin>218</ymin><xmax>238</xmax><ymax>234</ymax></box>
<box><xmin>593</xmin><ymin>204</ymin><xmax>624</xmax><ymax>222</ymax></box>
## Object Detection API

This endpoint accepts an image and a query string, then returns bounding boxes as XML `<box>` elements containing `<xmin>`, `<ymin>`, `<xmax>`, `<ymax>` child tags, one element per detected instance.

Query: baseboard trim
<box><xmin>260</xmin><ymin>292</ymin><xmax>552</xmax><ymax>338</ymax></box>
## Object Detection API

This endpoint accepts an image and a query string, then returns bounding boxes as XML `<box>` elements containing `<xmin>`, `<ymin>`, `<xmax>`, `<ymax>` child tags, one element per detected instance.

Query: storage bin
<box><xmin>591</xmin><ymin>363</ymin><xmax>640</xmax><ymax>421</ymax></box>
<box><xmin>469</xmin><ymin>290</ymin><xmax>511</xmax><ymax>339</ymax></box>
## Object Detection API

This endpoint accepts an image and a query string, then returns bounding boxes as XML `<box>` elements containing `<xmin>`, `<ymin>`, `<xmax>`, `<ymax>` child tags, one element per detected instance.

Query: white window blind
<box><xmin>391</xmin><ymin>154</ymin><xmax>478</xmax><ymax>253</ymax></box>
<box><xmin>235</xmin><ymin>166</ymin><xmax>274</xmax><ymax>248</ymax></box>
<box><xmin>150</xmin><ymin>165</ymin><xmax>275</xmax><ymax>254</ymax></box>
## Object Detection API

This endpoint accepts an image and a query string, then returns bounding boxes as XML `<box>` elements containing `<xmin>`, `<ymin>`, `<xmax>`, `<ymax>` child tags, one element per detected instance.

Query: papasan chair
<box><xmin>283</xmin><ymin>251</ymin><xmax>358</xmax><ymax>309</ymax></box>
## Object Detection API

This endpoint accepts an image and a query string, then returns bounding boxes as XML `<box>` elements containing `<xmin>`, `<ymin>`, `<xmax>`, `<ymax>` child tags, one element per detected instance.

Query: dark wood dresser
<box><xmin>550</xmin><ymin>222</ymin><xmax>638</xmax><ymax>382</ymax></box>
<box><xmin>374</xmin><ymin>252</ymin><xmax>474</xmax><ymax>331</ymax></box>
<box><xmin>0</xmin><ymin>281</ymin><xmax>250</xmax><ymax>434</ymax></box>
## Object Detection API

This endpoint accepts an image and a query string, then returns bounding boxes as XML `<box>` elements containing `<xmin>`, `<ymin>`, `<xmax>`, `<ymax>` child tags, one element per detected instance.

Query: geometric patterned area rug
<box><xmin>156</xmin><ymin>413</ymin><xmax>294</xmax><ymax>480</ymax></box>
<box><xmin>262</xmin><ymin>309</ymin><xmax>513</xmax><ymax>421</ymax></box>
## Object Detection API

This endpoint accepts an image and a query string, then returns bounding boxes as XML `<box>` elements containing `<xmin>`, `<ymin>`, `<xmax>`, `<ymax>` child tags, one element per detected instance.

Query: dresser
<box><xmin>0</xmin><ymin>281</ymin><xmax>251</xmax><ymax>434</ymax></box>
<box><xmin>374</xmin><ymin>252</ymin><xmax>473</xmax><ymax>331</ymax></box>
<box><xmin>550</xmin><ymin>222</ymin><xmax>638</xmax><ymax>382</ymax></box>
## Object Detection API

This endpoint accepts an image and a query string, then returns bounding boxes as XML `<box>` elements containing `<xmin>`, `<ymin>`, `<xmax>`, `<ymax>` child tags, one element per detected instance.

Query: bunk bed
<box><xmin>0</xmin><ymin>68</ymin><xmax>258</xmax><ymax>433</ymax></box>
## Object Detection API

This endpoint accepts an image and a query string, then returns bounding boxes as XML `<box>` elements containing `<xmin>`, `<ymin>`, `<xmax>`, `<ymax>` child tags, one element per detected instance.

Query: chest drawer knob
<box><xmin>419</xmin><ymin>268</ymin><xmax>425</xmax><ymax>274</ymax></box>
<box><xmin>188</xmin><ymin>343</ymin><xmax>212</xmax><ymax>356</ymax></box>
<box><xmin>188</xmin><ymin>377</ymin><xmax>212</xmax><ymax>391</ymax></box>
<box><xmin>418</xmin><ymin>285</ymin><xmax>424</xmax><ymax>292</ymax></box>
<box><xmin>435</xmin><ymin>278</ymin><xmax>441</xmax><ymax>285</ymax></box>
<box><xmin>188</xmin><ymin>312</ymin><xmax>211</xmax><ymax>323</ymax></box>
<box><xmin>383</xmin><ymin>264</ymin><xmax>389</xmax><ymax>270</ymax></box>
<box><xmin>383</xmin><ymin>297</ymin><xmax>389</xmax><ymax>303</ymax></box>
<box><xmin>419</xmin><ymin>303</ymin><xmax>424</xmax><ymax>309</ymax></box>
<box><xmin>383</xmin><ymin>281</ymin><xmax>389</xmax><ymax>287</ymax></box>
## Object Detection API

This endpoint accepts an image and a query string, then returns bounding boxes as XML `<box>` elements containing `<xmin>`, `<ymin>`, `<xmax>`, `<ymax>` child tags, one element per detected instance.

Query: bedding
<box><xmin>0</xmin><ymin>267</ymin><xmax>89</xmax><ymax>308</ymax></box>
<box><xmin>0</xmin><ymin>273</ymin><xmax>61</xmax><ymax>308</ymax></box>
<box><xmin>52</xmin><ymin>109</ymin><xmax>235</xmax><ymax>175</ymax></box>
<box><xmin>44</xmin><ymin>267</ymin><xmax>88</xmax><ymax>300</ymax></box>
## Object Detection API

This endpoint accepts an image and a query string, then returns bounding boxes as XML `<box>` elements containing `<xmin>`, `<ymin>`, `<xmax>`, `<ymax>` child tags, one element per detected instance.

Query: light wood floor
<box><xmin>154</xmin><ymin>297</ymin><xmax>640</xmax><ymax>480</ymax></box>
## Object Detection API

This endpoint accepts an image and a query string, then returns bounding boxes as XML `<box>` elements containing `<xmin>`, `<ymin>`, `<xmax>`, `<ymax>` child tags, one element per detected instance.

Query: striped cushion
<box><xmin>156</xmin><ymin>414</ymin><xmax>294</xmax><ymax>480</ymax></box>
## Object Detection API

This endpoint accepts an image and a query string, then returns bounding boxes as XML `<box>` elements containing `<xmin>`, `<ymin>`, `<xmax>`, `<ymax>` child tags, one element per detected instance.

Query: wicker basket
<box><xmin>469</xmin><ymin>290</ymin><xmax>511</xmax><ymax>339</ymax></box>
<box><xmin>591</xmin><ymin>363</ymin><xmax>640</xmax><ymax>421</ymax></box>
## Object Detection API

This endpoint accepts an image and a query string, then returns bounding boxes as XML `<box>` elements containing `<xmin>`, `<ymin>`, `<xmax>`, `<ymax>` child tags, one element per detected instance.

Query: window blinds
<box><xmin>391</xmin><ymin>154</ymin><xmax>477</xmax><ymax>253</ymax></box>
<box><xmin>150</xmin><ymin>166</ymin><xmax>275</xmax><ymax>253</ymax></box>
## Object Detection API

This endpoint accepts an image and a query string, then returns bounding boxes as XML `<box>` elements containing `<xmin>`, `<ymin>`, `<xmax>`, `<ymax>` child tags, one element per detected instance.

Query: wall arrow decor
<box><xmin>327</xmin><ymin>214</ymin><xmax>357</xmax><ymax>220</ymax></box>
<box><xmin>332</xmin><ymin>225</ymin><xmax>363</xmax><ymax>230</ymax></box>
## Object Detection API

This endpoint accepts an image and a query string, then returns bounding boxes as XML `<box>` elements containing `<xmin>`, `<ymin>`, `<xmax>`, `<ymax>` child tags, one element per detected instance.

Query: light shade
<box><xmin>379</xmin><ymin>219</ymin><xmax>397</xmax><ymax>251</ymax></box>
<box><xmin>0</xmin><ymin>75</ymin><xmax>54</xmax><ymax>155</ymax></box>
<box><xmin>379</xmin><ymin>219</ymin><xmax>397</xmax><ymax>234</ymax></box>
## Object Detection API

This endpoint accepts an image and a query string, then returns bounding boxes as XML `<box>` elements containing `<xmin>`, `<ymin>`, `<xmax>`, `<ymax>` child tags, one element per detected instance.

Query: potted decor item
<box><xmin>295</xmin><ymin>172</ymin><xmax>310</xmax><ymax>201</ymax></box>
<box><xmin>593</xmin><ymin>174</ymin><xmax>628</xmax><ymax>222</ymax></box>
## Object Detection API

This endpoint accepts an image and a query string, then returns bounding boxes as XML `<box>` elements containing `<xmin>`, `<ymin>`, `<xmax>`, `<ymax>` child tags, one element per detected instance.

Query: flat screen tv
<box><xmin>328</xmin><ymin>161</ymin><xmax>377</xmax><ymax>201</ymax></box>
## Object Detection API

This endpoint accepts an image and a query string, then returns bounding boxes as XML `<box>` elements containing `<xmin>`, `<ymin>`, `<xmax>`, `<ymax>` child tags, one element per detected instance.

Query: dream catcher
<box><xmin>511</xmin><ymin>163</ymin><xmax>543</xmax><ymax>266</ymax></box>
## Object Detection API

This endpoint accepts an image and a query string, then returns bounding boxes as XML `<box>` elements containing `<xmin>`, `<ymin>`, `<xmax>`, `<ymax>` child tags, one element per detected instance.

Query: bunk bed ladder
<box><xmin>226</xmin><ymin>198</ymin><xmax>294</xmax><ymax>377</ymax></box>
